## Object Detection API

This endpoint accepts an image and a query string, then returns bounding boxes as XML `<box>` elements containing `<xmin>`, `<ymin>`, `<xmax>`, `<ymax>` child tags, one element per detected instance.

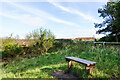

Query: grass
<box><xmin>1</xmin><ymin>42</ymin><xmax>120</xmax><ymax>78</ymax></box>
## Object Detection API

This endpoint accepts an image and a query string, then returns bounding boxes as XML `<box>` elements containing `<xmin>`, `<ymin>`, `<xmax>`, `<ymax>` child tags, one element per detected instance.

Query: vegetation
<box><xmin>26</xmin><ymin>28</ymin><xmax>54</xmax><ymax>40</ymax></box>
<box><xmin>2</xmin><ymin>34</ymin><xmax>17</xmax><ymax>49</ymax></box>
<box><xmin>1</xmin><ymin>41</ymin><xmax>119</xmax><ymax>79</ymax></box>
<box><xmin>1</xmin><ymin>28</ymin><xmax>55</xmax><ymax>58</ymax></box>
<box><xmin>25</xmin><ymin>28</ymin><xmax>55</xmax><ymax>55</ymax></box>
<box><xmin>1</xmin><ymin>1</ymin><xmax>120</xmax><ymax>79</ymax></box>
<box><xmin>99</xmin><ymin>34</ymin><xmax>120</xmax><ymax>42</ymax></box>
<box><xmin>2</xmin><ymin>43</ymin><xmax>22</xmax><ymax>58</ymax></box>
<box><xmin>95</xmin><ymin>1</ymin><xmax>120</xmax><ymax>42</ymax></box>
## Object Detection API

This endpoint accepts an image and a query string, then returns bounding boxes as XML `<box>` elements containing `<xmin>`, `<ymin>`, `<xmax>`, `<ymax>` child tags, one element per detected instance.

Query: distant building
<box><xmin>55</xmin><ymin>38</ymin><xmax>74</xmax><ymax>40</ymax></box>
<box><xmin>75</xmin><ymin>37</ymin><xmax>95</xmax><ymax>41</ymax></box>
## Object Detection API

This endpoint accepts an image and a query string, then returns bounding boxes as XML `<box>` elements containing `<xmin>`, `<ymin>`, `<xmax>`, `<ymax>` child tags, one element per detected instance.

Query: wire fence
<box><xmin>84</xmin><ymin>41</ymin><xmax>120</xmax><ymax>48</ymax></box>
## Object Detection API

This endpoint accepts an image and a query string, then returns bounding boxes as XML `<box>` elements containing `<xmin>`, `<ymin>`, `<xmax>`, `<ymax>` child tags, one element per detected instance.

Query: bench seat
<box><xmin>65</xmin><ymin>57</ymin><xmax>96</xmax><ymax>66</ymax></box>
<box><xmin>65</xmin><ymin>57</ymin><xmax>97</xmax><ymax>74</ymax></box>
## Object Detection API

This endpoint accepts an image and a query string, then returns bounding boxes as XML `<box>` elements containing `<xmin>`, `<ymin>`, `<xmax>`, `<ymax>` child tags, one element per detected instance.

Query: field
<box><xmin>1</xmin><ymin>41</ymin><xmax>119</xmax><ymax>79</ymax></box>
<box><xmin>1</xmin><ymin>1</ymin><xmax>120</xmax><ymax>79</ymax></box>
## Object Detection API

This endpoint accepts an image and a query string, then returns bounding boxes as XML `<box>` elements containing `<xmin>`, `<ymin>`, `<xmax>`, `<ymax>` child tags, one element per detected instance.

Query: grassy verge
<box><xmin>1</xmin><ymin>42</ymin><xmax>119</xmax><ymax>78</ymax></box>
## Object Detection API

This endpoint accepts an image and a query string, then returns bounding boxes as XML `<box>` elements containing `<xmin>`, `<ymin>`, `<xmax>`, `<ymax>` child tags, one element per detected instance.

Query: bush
<box><xmin>48</xmin><ymin>39</ymin><xmax>74</xmax><ymax>52</ymax></box>
<box><xmin>2</xmin><ymin>43</ymin><xmax>23</xmax><ymax>58</ymax></box>
<box><xmin>48</xmin><ymin>41</ymin><xmax>63</xmax><ymax>52</ymax></box>
<box><xmin>1</xmin><ymin>33</ymin><xmax>17</xmax><ymax>51</ymax></box>
<box><xmin>29</xmin><ymin>38</ymin><xmax>55</xmax><ymax>55</ymax></box>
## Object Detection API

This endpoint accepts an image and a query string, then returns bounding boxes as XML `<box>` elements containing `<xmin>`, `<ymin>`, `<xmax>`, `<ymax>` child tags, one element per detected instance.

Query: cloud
<box><xmin>5</xmin><ymin>1</ymin><xmax>78</xmax><ymax>26</ymax></box>
<box><xmin>19</xmin><ymin>14</ymin><xmax>45</xmax><ymax>26</ymax></box>
<box><xmin>0</xmin><ymin>13</ymin><xmax>45</xmax><ymax>27</ymax></box>
<box><xmin>48</xmin><ymin>1</ymin><xmax>100</xmax><ymax>23</ymax></box>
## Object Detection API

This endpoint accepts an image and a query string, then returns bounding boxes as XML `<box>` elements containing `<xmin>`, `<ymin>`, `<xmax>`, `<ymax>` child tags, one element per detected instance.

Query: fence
<box><xmin>85</xmin><ymin>42</ymin><xmax>120</xmax><ymax>47</ymax></box>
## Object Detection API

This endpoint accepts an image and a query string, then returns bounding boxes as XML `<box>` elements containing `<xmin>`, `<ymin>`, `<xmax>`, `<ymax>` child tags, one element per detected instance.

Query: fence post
<box><xmin>103</xmin><ymin>42</ymin><xmax>105</xmax><ymax>48</ymax></box>
<box><xmin>94</xmin><ymin>42</ymin><xmax>96</xmax><ymax>47</ymax></box>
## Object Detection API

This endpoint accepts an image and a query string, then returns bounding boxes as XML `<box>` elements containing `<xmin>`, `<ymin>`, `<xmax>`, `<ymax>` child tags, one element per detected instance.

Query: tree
<box><xmin>26</xmin><ymin>28</ymin><xmax>54</xmax><ymax>40</ymax></box>
<box><xmin>26</xmin><ymin>33</ymin><xmax>32</xmax><ymax>40</ymax></box>
<box><xmin>26</xmin><ymin>28</ymin><xmax>55</xmax><ymax>54</ymax></box>
<box><xmin>94</xmin><ymin>1</ymin><xmax>120</xmax><ymax>42</ymax></box>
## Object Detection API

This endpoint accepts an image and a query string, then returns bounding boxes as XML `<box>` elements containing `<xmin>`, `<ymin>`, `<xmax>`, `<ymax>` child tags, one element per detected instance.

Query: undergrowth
<box><xmin>1</xmin><ymin>42</ymin><xmax>119</xmax><ymax>79</ymax></box>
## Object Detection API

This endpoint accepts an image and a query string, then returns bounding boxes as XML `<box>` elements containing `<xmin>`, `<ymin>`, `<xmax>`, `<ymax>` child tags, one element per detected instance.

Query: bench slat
<box><xmin>65</xmin><ymin>57</ymin><xmax>96</xmax><ymax>66</ymax></box>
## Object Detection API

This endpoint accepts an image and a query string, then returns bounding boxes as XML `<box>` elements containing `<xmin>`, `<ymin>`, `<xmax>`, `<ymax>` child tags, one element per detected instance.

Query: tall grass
<box><xmin>1</xmin><ymin>41</ymin><xmax>119</xmax><ymax>78</ymax></box>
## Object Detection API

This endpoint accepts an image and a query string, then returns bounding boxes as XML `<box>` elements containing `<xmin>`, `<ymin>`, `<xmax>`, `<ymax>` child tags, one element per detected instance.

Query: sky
<box><xmin>0</xmin><ymin>0</ymin><xmax>108</xmax><ymax>39</ymax></box>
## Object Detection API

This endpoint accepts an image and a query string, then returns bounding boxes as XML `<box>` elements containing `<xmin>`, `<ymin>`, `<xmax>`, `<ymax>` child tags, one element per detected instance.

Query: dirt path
<box><xmin>51</xmin><ymin>70</ymin><xmax>78</xmax><ymax>80</ymax></box>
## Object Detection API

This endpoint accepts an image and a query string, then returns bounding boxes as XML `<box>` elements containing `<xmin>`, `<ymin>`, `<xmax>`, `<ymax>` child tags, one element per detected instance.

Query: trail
<box><xmin>51</xmin><ymin>70</ymin><xmax>78</xmax><ymax>80</ymax></box>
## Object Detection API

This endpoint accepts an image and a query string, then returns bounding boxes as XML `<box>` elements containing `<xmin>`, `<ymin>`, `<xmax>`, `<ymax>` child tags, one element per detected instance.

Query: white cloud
<box><xmin>48</xmin><ymin>1</ymin><xmax>100</xmax><ymax>23</ymax></box>
<box><xmin>0</xmin><ymin>12</ymin><xmax>46</xmax><ymax>38</ymax></box>
<box><xmin>19</xmin><ymin>14</ymin><xmax>45</xmax><ymax>26</ymax></box>
<box><xmin>0</xmin><ymin>13</ymin><xmax>45</xmax><ymax>27</ymax></box>
<box><xmin>6</xmin><ymin>1</ymin><xmax>78</xmax><ymax>26</ymax></box>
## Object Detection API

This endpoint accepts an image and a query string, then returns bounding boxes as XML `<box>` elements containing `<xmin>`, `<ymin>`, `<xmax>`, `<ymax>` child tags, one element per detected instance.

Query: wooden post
<box><xmin>94</xmin><ymin>42</ymin><xmax>96</xmax><ymax>47</ymax></box>
<box><xmin>94</xmin><ymin>39</ymin><xmax>97</xmax><ymax>42</ymax></box>
<box><xmin>94</xmin><ymin>39</ymin><xmax>97</xmax><ymax>47</ymax></box>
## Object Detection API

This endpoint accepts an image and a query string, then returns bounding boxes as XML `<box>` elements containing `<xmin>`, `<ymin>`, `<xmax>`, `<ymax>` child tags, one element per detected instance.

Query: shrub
<box><xmin>48</xmin><ymin>39</ymin><xmax>74</xmax><ymax>52</ymax></box>
<box><xmin>1</xmin><ymin>33</ymin><xmax>17</xmax><ymax>50</ymax></box>
<box><xmin>2</xmin><ymin>43</ymin><xmax>23</xmax><ymax>58</ymax></box>
<box><xmin>48</xmin><ymin>41</ymin><xmax>63</xmax><ymax>52</ymax></box>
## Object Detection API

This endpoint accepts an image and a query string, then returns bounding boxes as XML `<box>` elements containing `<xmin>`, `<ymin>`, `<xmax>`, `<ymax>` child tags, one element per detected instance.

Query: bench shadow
<box><xmin>40</xmin><ymin>65</ymin><xmax>81</xmax><ymax>79</ymax></box>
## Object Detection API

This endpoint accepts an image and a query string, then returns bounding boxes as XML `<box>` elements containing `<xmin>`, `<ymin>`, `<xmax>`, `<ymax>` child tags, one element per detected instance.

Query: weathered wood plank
<box><xmin>65</xmin><ymin>57</ymin><xmax>97</xmax><ymax>66</ymax></box>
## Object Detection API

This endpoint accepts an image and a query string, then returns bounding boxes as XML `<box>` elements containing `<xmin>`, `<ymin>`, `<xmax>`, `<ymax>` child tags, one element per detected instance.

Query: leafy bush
<box><xmin>48</xmin><ymin>41</ymin><xmax>63</xmax><ymax>52</ymax></box>
<box><xmin>29</xmin><ymin>38</ymin><xmax>55</xmax><ymax>55</ymax></box>
<box><xmin>1</xmin><ymin>33</ymin><xmax>18</xmax><ymax>51</ymax></box>
<box><xmin>2</xmin><ymin>43</ymin><xmax>23</xmax><ymax>58</ymax></box>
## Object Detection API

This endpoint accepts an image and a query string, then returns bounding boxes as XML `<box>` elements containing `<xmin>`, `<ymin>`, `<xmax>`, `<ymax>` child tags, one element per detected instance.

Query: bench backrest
<box><xmin>65</xmin><ymin>57</ymin><xmax>97</xmax><ymax>66</ymax></box>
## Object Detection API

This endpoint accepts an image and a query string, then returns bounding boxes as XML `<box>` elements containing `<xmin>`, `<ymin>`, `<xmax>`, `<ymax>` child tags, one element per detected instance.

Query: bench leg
<box><xmin>85</xmin><ymin>65</ymin><xmax>95</xmax><ymax>74</ymax></box>
<box><xmin>89</xmin><ymin>68</ymin><xmax>93</xmax><ymax>74</ymax></box>
<box><xmin>66</xmin><ymin>60</ymin><xmax>72</xmax><ymax>73</ymax></box>
<box><xmin>68</xmin><ymin>61</ymin><xmax>71</xmax><ymax>69</ymax></box>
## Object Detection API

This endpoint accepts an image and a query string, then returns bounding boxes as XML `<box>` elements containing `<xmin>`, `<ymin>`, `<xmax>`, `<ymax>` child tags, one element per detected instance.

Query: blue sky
<box><xmin>0</xmin><ymin>0</ymin><xmax>107</xmax><ymax>39</ymax></box>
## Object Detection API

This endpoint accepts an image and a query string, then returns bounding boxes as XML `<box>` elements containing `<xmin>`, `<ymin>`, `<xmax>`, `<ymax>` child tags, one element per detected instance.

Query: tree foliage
<box><xmin>95</xmin><ymin>1</ymin><xmax>120</xmax><ymax>42</ymax></box>
<box><xmin>26</xmin><ymin>28</ymin><xmax>54</xmax><ymax>40</ymax></box>
<box><xmin>26</xmin><ymin>28</ymin><xmax>55</xmax><ymax>54</ymax></box>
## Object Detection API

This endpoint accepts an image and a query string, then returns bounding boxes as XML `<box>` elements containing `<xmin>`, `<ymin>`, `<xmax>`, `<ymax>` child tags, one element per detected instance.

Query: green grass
<box><xmin>1</xmin><ymin>42</ymin><xmax>119</xmax><ymax>78</ymax></box>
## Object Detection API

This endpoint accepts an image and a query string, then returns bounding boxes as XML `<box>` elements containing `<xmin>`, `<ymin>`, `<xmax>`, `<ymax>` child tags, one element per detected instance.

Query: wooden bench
<box><xmin>65</xmin><ymin>57</ymin><xmax>97</xmax><ymax>74</ymax></box>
